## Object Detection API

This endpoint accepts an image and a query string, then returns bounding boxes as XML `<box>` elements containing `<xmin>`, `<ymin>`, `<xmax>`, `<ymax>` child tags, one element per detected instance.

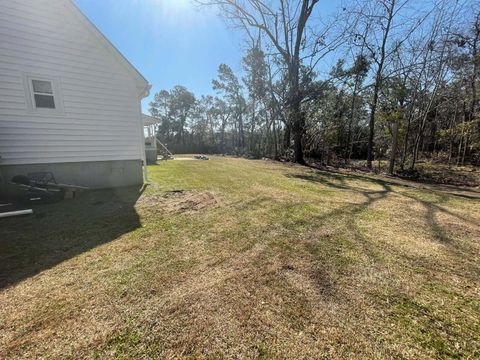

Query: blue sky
<box><xmin>74</xmin><ymin>0</ymin><xmax>339</xmax><ymax>113</ymax></box>
<box><xmin>74</xmin><ymin>0</ymin><xmax>243</xmax><ymax>112</ymax></box>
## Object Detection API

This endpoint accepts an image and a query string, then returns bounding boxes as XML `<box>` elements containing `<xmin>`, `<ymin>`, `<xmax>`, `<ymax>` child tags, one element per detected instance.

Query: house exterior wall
<box><xmin>0</xmin><ymin>0</ymin><xmax>148</xmax><ymax>187</ymax></box>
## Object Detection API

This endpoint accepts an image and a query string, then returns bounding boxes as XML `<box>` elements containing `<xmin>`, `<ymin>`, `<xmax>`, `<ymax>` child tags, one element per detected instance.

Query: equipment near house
<box><xmin>156</xmin><ymin>139</ymin><xmax>174</xmax><ymax>160</ymax></box>
<box><xmin>11</xmin><ymin>172</ymin><xmax>88</xmax><ymax>202</ymax></box>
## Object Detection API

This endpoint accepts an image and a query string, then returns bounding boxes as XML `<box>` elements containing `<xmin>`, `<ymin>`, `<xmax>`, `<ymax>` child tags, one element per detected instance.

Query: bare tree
<box><xmin>150</xmin><ymin>0</ymin><xmax>479</xmax><ymax>169</ymax></box>
<box><xmin>353</xmin><ymin>0</ymin><xmax>399</xmax><ymax>168</ymax></box>
<box><xmin>196</xmin><ymin>0</ymin><xmax>332</xmax><ymax>164</ymax></box>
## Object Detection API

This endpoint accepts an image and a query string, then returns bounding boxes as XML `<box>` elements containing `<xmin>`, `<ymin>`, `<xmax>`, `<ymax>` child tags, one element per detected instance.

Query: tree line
<box><xmin>149</xmin><ymin>0</ymin><xmax>480</xmax><ymax>173</ymax></box>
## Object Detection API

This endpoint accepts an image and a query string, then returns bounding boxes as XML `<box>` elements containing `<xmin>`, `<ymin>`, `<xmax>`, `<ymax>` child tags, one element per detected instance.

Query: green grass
<box><xmin>1</xmin><ymin>157</ymin><xmax>479</xmax><ymax>359</ymax></box>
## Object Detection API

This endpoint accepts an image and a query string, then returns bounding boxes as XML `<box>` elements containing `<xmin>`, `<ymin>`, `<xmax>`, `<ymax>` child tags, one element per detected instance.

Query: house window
<box><xmin>23</xmin><ymin>74</ymin><xmax>64</xmax><ymax>114</ymax></box>
<box><xmin>32</xmin><ymin>80</ymin><xmax>56</xmax><ymax>109</ymax></box>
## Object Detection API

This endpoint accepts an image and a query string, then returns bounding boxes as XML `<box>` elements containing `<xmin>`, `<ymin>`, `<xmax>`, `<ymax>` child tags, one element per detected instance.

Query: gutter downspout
<box><xmin>139</xmin><ymin>84</ymin><xmax>152</xmax><ymax>184</ymax></box>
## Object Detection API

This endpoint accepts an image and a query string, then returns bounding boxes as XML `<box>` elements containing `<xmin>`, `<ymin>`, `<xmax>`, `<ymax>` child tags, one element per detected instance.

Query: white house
<box><xmin>0</xmin><ymin>0</ymin><xmax>151</xmax><ymax>193</ymax></box>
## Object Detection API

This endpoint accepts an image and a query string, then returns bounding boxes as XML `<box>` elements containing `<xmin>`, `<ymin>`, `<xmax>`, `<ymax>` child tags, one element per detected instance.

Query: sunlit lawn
<box><xmin>1</xmin><ymin>157</ymin><xmax>479</xmax><ymax>359</ymax></box>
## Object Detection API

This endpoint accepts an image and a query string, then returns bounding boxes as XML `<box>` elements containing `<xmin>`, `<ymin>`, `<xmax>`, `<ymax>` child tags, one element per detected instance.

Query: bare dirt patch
<box><xmin>138</xmin><ymin>190</ymin><xmax>220</xmax><ymax>213</ymax></box>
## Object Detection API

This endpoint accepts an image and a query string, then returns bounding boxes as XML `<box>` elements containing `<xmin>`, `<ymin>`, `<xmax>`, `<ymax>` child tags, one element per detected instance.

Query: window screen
<box><xmin>32</xmin><ymin>80</ymin><xmax>55</xmax><ymax>109</ymax></box>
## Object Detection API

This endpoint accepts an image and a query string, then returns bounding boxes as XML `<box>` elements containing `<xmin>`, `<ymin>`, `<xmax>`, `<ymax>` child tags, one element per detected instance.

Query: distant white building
<box><xmin>0</xmin><ymin>0</ymin><xmax>151</xmax><ymax>192</ymax></box>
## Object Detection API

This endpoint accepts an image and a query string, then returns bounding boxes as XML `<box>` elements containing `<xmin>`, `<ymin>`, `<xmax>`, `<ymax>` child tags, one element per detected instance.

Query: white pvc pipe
<box><xmin>0</xmin><ymin>209</ymin><xmax>33</xmax><ymax>218</ymax></box>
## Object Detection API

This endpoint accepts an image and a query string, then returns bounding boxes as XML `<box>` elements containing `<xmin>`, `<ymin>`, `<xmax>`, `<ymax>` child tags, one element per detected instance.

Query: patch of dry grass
<box><xmin>1</xmin><ymin>157</ymin><xmax>479</xmax><ymax>359</ymax></box>
<box><xmin>138</xmin><ymin>188</ymin><xmax>220</xmax><ymax>213</ymax></box>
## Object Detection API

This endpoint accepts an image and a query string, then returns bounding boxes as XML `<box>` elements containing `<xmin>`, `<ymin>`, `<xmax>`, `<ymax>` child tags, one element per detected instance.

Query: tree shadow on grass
<box><xmin>0</xmin><ymin>186</ymin><xmax>144</xmax><ymax>290</ymax></box>
<box><xmin>287</xmin><ymin>168</ymin><xmax>396</xmax><ymax>191</ymax></box>
<box><xmin>400</xmin><ymin>191</ymin><xmax>480</xmax><ymax>259</ymax></box>
<box><xmin>282</xmin><ymin>171</ymin><xmax>394</xmax><ymax>297</ymax></box>
<box><xmin>315</xmin><ymin>179</ymin><xmax>392</xmax><ymax>263</ymax></box>
<box><xmin>281</xmin><ymin>169</ymin><xmax>479</xmax><ymax>353</ymax></box>
<box><xmin>288</xmin><ymin>169</ymin><xmax>479</xmax><ymax>259</ymax></box>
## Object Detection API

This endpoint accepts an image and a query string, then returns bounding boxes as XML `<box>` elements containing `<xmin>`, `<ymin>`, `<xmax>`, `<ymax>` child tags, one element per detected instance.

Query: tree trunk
<box><xmin>220</xmin><ymin>118</ymin><xmax>226</xmax><ymax>153</ymax></box>
<box><xmin>462</xmin><ymin>135</ymin><xmax>468</xmax><ymax>165</ymax></box>
<box><xmin>367</xmin><ymin>89</ymin><xmax>379</xmax><ymax>169</ymax></box>
<box><xmin>238</xmin><ymin>112</ymin><xmax>245</xmax><ymax>149</ymax></box>
<box><xmin>250</xmin><ymin>99</ymin><xmax>256</xmax><ymax>153</ymax></box>
<box><xmin>293</xmin><ymin>129</ymin><xmax>305</xmax><ymax>164</ymax></box>
<box><xmin>457</xmin><ymin>116</ymin><xmax>465</xmax><ymax>166</ymax></box>
<box><xmin>290</xmin><ymin>99</ymin><xmax>305</xmax><ymax>165</ymax></box>
<box><xmin>283</xmin><ymin>122</ymin><xmax>291</xmax><ymax>151</ymax></box>
<box><xmin>471</xmin><ymin>23</ymin><xmax>479</xmax><ymax>131</ymax></box>
<box><xmin>366</xmin><ymin>0</ymin><xmax>395</xmax><ymax>168</ymax></box>
<box><xmin>388</xmin><ymin>117</ymin><xmax>399</xmax><ymax>175</ymax></box>
<box><xmin>346</xmin><ymin>76</ymin><xmax>360</xmax><ymax>163</ymax></box>
<box><xmin>273</xmin><ymin>119</ymin><xmax>278</xmax><ymax>159</ymax></box>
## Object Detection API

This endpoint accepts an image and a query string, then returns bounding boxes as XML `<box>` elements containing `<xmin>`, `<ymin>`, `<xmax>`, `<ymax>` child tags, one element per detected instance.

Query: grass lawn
<box><xmin>1</xmin><ymin>157</ymin><xmax>479</xmax><ymax>359</ymax></box>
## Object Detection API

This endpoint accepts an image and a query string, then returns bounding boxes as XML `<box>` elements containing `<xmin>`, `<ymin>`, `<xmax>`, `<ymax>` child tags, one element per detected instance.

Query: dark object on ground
<box><xmin>28</xmin><ymin>172</ymin><xmax>58</xmax><ymax>187</ymax></box>
<box><xmin>12</xmin><ymin>173</ymin><xmax>64</xmax><ymax>203</ymax></box>
<box><xmin>11</xmin><ymin>172</ymin><xmax>88</xmax><ymax>203</ymax></box>
<box><xmin>195</xmin><ymin>155</ymin><xmax>210</xmax><ymax>160</ymax></box>
<box><xmin>11</xmin><ymin>175</ymin><xmax>30</xmax><ymax>186</ymax></box>
<box><xmin>162</xmin><ymin>154</ymin><xmax>174</xmax><ymax>160</ymax></box>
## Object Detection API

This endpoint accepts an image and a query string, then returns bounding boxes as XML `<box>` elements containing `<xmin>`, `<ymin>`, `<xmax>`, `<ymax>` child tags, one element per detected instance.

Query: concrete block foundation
<box><xmin>0</xmin><ymin>159</ymin><xmax>143</xmax><ymax>195</ymax></box>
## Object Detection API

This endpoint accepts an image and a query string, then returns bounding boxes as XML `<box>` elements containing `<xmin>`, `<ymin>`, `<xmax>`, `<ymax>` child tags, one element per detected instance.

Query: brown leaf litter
<box><xmin>137</xmin><ymin>190</ymin><xmax>220</xmax><ymax>213</ymax></box>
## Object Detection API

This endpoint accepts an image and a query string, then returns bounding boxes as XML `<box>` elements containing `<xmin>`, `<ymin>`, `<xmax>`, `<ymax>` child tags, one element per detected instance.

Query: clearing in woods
<box><xmin>0</xmin><ymin>157</ymin><xmax>479</xmax><ymax>359</ymax></box>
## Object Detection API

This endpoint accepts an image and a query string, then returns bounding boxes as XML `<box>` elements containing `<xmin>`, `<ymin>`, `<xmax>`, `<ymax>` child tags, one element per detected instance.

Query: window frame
<box><xmin>32</xmin><ymin>79</ymin><xmax>56</xmax><ymax>109</ymax></box>
<box><xmin>23</xmin><ymin>74</ymin><xmax>64</xmax><ymax>115</ymax></box>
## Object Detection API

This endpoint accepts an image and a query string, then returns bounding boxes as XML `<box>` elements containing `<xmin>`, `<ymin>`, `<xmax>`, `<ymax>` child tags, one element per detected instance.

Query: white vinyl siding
<box><xmin>0</xmin><ymin>0</ymin><xmax>148</xmax><ymax>165</ymax></box>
